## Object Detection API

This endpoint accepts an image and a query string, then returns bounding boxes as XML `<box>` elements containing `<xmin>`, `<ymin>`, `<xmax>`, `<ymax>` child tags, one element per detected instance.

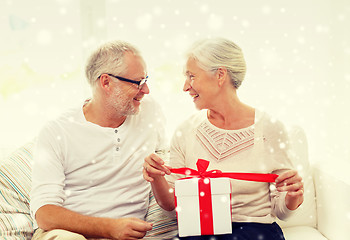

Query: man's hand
<box><xmin>143</xmin><ymin>153</ymin><xmax>171</xmax><ymax>182</ymax></box>
<box><xmin>109</xmin><ymin>218</ymin><xmax>152</xmax><ymax>240</ymax></box>
<box><xmin>275</xmin><ymin>170</ymin><xmax>304</xmax><ymax>210</ymax></box>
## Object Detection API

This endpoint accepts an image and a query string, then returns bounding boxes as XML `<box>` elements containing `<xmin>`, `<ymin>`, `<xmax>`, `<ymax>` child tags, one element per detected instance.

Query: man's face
<box><xmin>106</xmin><ymin>52</ymin><xmax>149</xmax><ymax>116</ymax></box>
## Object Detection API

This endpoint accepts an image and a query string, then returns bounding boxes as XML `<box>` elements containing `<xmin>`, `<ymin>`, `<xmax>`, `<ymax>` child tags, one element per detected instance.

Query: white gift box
<box><xmin>174</xmin><ymin>177</ymin><xmax>232</xmax><ymax>237</ymax></box>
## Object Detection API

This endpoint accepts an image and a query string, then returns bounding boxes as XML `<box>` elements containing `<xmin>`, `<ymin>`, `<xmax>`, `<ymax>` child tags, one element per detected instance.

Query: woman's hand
<box><xmin>275</xmin><ymin>170</ymin><xmax>304</xmax><ymax>210</ymax></box>
<box><xmin>143</xmin><ymin>153</ymin><xmax>171</xmax><ymax>182</ymax></box>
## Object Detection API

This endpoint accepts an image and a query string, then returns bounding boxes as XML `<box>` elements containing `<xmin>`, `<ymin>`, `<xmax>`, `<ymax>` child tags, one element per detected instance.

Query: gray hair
<box><xmin>85</xmin><ymin>40</ymin><xmax>141</xmax><ymax>87</ymax></box>
<box><xmin>186</xmin><ymin>38</ymin><xmax>246</xmax><ymax>89</ymax></box>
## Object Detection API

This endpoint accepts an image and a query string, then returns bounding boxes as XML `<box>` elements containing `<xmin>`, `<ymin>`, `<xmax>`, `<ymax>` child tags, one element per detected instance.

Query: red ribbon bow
<box><xmin>170</xmin><ymin>159</ymin><xmax>278</xmax><ymax>183</ymax></box>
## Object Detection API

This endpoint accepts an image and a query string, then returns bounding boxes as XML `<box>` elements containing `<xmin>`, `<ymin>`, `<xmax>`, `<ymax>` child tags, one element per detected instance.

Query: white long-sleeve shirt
<box><xmin>30</xmin><ymin>96</ymin><xmax>166</xmax><ymax>220</ymax></box>
<box><xmin>167</xmin><ymin>109</ymin><xmax>294</xmax><ymax>223</ymax></box>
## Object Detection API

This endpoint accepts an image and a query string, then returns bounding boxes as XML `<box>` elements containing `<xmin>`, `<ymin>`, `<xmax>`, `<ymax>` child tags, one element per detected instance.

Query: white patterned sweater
<box><xmin>167</xmin><ymin>109</ymin><xmax>295</xmax><ymax>223</ymax></box>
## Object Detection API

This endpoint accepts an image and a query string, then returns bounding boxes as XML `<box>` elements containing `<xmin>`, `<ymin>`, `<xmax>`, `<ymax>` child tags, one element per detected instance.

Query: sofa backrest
<box><xmin>276</xmin><ymin>125</ymin><xmax>317</xmax><ymax>229</ymax></box>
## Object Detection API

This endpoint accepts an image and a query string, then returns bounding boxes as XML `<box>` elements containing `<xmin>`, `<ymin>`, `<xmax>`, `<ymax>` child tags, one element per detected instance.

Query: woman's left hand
<box><xmin>275</xmin><ymin>170</ymin><xmax>304</xmax><ymax>210</ymax></box>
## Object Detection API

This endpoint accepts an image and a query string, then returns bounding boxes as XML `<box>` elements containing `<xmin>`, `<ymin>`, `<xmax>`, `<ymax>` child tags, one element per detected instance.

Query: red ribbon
<box><xmin>173</xmin><ymin>159</ymin><xmax>278</xmax><ymax>236</ymax></box>
<box><xmin>198</xmin><ymin>177</ymin><xmax>213</xmax><ymax>235</ymax></box>
<box><xmin>170</xmin><ymin>159</ymin><xmax>278</xmax><ymax>182</ymax></box>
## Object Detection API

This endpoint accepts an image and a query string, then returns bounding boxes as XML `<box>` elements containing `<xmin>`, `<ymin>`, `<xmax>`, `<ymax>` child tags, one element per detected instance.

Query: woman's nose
<box><xmin>183</xmin><ymin>78</ymin><xmax>191</xmax><ymax>92</ymax></box>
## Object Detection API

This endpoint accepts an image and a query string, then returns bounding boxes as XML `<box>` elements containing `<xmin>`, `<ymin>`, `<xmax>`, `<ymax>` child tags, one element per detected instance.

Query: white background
<box><xmin>0</xmin><ymin>0</ymin><xmax>349</xmax><ymax>167</ymax></box>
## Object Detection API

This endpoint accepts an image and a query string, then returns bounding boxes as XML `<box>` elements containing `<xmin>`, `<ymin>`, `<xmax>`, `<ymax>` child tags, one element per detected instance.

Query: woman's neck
<box><xmin>207</xmin><ymin>95</ymin><xmax>255</xmax><ymax>130</ymax></box>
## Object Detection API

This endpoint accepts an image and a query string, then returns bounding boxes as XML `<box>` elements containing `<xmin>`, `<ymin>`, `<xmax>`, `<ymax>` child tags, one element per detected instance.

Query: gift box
<box><xmin>174</xmin><ymin>177</ymin><xmax>232</xmax><ymax>237</ymax></box>
<box><xmin>170</xmin><ymin>159</ymin><xmax>278</xmax><ymax>237</ymax></box>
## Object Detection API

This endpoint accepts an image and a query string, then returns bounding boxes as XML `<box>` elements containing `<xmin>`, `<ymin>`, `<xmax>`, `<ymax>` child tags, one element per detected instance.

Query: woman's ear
<box><xmin>216</xmin><ymin>67</ymin><xmax>228</xmax><ymax>87</ymax></box>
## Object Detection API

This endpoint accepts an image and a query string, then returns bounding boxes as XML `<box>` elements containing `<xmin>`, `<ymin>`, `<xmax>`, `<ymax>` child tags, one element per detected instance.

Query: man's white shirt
<box><xmin>30</xmin><ymin>96</ymin><xmax>167</xmax><ymax>220</ymax></box>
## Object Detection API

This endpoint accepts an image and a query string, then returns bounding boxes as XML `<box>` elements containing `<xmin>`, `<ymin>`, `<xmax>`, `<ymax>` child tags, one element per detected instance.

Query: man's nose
<box><xmin>140</xmin><ymin>82</ymin><xmax>150</xmax><ymax>94</ymax></box>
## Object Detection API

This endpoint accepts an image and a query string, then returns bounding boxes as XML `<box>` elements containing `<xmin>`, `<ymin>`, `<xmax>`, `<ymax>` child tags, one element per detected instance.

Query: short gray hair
<box><xmin>186</xmin><ymin>38</ymin><xmax>246</xmax><ymax>89</ymax></box>
<box><xmin>85</xmin><ymin>40</ymin><xmax>141</xmax><ymax>87</ymax></box>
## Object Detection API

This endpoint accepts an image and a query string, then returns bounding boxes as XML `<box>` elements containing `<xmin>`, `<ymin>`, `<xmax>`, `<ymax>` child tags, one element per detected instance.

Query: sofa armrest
<box><xmin>313</xmin><ymin>160</ymin><xmax>350</xmax><ymax>240</ymax></box>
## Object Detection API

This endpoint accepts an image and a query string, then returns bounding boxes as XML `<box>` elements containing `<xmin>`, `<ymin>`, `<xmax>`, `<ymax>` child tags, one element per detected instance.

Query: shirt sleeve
<box><xmin>154</xmin><ymin>102</ymin><xmax>168</xmax><ymax>154</ymax></box>
<box><xmin>30</xmin><ymin>122</ymin><xmax>67</xmax><ymax>218</ymax></box>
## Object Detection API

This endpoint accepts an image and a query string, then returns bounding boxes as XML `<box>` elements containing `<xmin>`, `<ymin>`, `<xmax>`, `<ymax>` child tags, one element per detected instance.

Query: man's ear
<box><xmin>216</xmin><ymin>67</ymin><xmax>228</xmax><ymax>87</ymax></box>
<box><xmin>99</xmin><ymin>74</ymin><xmax>112</xmax><ymax>92</ymax></box>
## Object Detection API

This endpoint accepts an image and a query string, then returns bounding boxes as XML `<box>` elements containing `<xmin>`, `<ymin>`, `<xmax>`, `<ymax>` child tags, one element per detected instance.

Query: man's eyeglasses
<box><xmin>100</xmin><ymin>73</ymin><xmax>148</xmax><ymax>89</ymax></box>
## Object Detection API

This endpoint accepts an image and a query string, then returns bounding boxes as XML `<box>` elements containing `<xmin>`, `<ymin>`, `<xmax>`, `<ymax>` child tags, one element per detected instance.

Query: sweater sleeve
<box><xmin>263</xmin><ymin>115</ymin><xmax>296</xmax><ymax>220</ymax></box>
<box><xmin>166</xmin><ymin>121</ymin><xmax>189</xmax><ymax>186</ymax></box>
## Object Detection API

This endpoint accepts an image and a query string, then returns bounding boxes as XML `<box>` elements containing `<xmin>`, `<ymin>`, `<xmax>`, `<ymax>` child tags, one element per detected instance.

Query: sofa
<box><xmin>0</xmin><ymin>126</ymin><xmax>349</xmax><ymax>240</ymax></box>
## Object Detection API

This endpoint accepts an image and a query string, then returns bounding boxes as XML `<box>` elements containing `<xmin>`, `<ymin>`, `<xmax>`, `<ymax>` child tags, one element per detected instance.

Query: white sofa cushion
<box><xmin>283</xmin><ymin>226</ymin><xmax>327</xmax><ymax>240</ymax></box>
<box><xmin>314</xmin><ymin>161</ymin><xmax>350</xmax><ymax>240</ymax></box>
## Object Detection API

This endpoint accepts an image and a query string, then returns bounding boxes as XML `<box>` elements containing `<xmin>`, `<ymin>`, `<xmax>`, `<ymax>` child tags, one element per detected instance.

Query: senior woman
<box><xmin>143</xmin><ymin>38</ymin><xmax>304</xmax><ymax>240</ymax></box>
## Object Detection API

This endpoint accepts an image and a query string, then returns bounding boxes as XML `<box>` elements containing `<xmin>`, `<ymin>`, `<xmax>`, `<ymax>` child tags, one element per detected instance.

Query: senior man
<box><xmin>30</xmin><ymin>40</ymin><xmax>166</xmax><ymax>240</ymax></box>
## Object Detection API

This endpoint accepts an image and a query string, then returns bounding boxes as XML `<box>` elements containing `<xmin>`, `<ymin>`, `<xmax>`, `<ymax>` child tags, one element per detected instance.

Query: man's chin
<box><xmin>125</xmin><ymin>104</ymin><xmax>140</xmax><ymax>116</ymax></box>
<box><xmin>129</xmin><ymin>109</ymin><xmax>139</xmax><ymax>115</ymax></box>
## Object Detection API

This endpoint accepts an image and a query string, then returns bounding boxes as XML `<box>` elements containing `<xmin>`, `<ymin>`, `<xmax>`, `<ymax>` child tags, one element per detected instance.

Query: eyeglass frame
<box><xmin>99</xmin><ymin>73</ymin><xmax>148</xmax><ymax>89</ymax></box>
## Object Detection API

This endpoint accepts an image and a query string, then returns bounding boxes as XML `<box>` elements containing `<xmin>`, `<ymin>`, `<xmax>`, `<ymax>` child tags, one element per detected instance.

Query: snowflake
<box><xmin>347</xmin><ymin>212</ymin><xmax>350</xmax><ymax>220</ymax></box>
<box><xmin>220</xmin><ymin>196</ymin><xmax>228</xmax><ymax>203</ymax></box>
<box><xmin>337</xmin><ymin>14</ymin><xmax>346</xmax><ymax>21</ymax></box>
<box><xmin>135</xmin><ymin>14</ymin><xmax>152</xmax><ymax>30</ymax></box>
<box><xmin>296</xmin><ymin>164</ymin><xmax>303</xmax><ymax>171</ymax></box>
<box><xmin>241</xmin><ymin>20</ymin><xmax>250</xmax><ymax>28</ymax></box>
<box><xmin>153</xmin><ymin>6</ymin><xmax>162</xmax><ymax>15</ymax></box>
<box><xmin>37</xmin><ymin>30</ymin><xmax>52</xmax><ymax>45</ymax></box>
<box><xmin>200</xmin><ymin>4</ymin><xmax>209</xmax><ymax>13</ymax></box>
<box><xmin>315</xmin><ymin>25</ymin><xmax>329</xmax><ymax>33</ymax></box>
<box><xmin>65</xmin><ymin>190</ymin><xmax>71</xmax><ymax>196</ymax></box>
<box><xmin>176</xmin><ymin>130</ymin><xmax>183</xmax><ymax>137</ymax></box>
<box><xmin>208</xmin><ymin>14</ymin><xmax>223</xmax><ymax>30</ymax></box>
<box><xmin>96</xmin><ymin>18</ymin><xmax>105</xmax><ymax>28</ymax></box>
<box><xmin>262</xmin><ymin>6</ymin><xmax>271</xmax><ymax>15</ymax></box>
<box><xmin>175</xmin><ymin>206</ymin><xmax>182</xmax><ymax>212</ymax></box>
<box><xmin>59</xmin><ymin>8</ymin><xmax>67</xmax><ymax>15</ymax></box>
<box><xmin>269</xmin><ymin>184</ymin><xmax>277</xmax><ymax>191</ymax></box>
<box><xmin>297</xmin><ymin>36</ymin><xmax>305</xmax><ymax>45</ymax></box>
<box><xmin>65</xmin><ymin>27</ymin><xmax>74</xmax><ymax>35</ymax></box>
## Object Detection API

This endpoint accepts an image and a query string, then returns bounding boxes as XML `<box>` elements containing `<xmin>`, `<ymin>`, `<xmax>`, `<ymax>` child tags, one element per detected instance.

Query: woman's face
<box><xmin>183</xmin><ymin>57</ymin><xmax>218</xmax><ymax>110</ymax></box>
